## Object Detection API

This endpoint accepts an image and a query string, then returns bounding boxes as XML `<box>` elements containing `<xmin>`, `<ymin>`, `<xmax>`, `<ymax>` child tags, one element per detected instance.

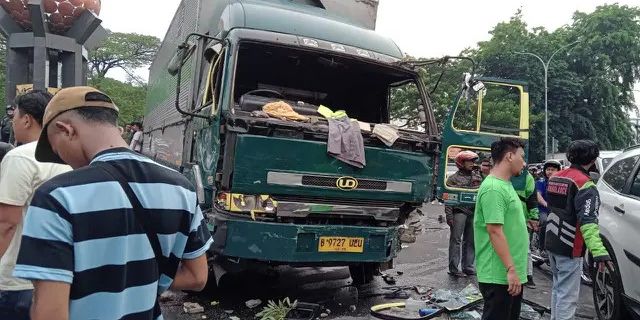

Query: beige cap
<box><xmin>36</xmin><ymin>86</ymin><xmax>119</xmax><ymax>163</ymax></box>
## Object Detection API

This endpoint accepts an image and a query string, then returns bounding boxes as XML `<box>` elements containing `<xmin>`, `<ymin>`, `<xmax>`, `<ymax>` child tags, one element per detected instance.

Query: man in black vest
<box><xmin>545</xmin><ymin>140</ymin><xmax>612</xmax><ymax>320</ymax></box>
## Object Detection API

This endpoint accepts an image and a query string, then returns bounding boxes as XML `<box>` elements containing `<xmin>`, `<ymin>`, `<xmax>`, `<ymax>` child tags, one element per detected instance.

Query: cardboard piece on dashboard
<box><xmin>373</xmin><ymin>124</ymin><xmax>399</xmax><ymax>146</ymax></box>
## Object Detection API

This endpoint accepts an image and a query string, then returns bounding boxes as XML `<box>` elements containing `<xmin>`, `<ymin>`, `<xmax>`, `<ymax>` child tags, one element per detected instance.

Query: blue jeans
<box><xmin>0</xmin><ymin>289</ymin><xmax>32</xmax><ymax>320</ymax></box>
<box><xmin>548</xmin><ymin>252</ymin><xmax>582</xmax><ymax>320</ymax></box>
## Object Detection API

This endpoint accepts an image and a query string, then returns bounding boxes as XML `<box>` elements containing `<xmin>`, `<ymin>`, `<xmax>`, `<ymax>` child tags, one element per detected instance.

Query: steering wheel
<box><xmin>245</xmin><ymin>89</ymin><xmax>285</xmax><ymax>99</ymax></box>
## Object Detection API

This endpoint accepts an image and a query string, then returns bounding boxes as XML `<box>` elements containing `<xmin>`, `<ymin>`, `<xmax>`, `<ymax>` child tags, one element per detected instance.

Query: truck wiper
<box><xmin>395</xmin><ymin>56</ymin><xmax>477</xmax><ymax>95</ymax></box>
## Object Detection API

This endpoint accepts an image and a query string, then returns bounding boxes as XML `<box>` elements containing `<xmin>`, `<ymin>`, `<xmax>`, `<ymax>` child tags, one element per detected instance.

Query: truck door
<box><xmin>182</xmin><ymin>42</ymin><xmax>228</xmax><ymax>209</ymax></box>
<box><xmin>437</xmin><ymin>77</ymin><xmax>530</xmax><ymax>205</ymax></box>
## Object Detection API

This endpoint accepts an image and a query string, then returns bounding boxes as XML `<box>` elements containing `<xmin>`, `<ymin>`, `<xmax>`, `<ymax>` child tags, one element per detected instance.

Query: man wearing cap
<box><xmin>0</xmin><ymin>91</ymin><xmax>70</xmax><ymax>320</ymax></box>
<box><xmin>13</xmin><ymin>86</ymin><xmax>212</xmax><ymax>320</ymax></box>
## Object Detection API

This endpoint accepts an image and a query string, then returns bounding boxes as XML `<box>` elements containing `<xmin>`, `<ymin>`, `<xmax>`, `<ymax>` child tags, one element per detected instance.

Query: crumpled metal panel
<box><xmin>319</xmin><ymin>0</ymin><xmax>379</xmax><ymax>29</ymax></box>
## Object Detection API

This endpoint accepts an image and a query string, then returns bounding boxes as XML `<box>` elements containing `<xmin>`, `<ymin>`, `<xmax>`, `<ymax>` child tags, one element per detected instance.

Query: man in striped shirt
<box><xmin>13</xmin><ymin>86</ymin><xmax>212</xmax><ymax>320</ymax></box>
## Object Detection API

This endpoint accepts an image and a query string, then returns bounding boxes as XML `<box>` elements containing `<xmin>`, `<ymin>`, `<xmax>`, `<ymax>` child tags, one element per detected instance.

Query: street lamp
<box><xmin>515</xmin><ymin>40</ymin><xmax>581</xmax><ymax>159</ymax></box>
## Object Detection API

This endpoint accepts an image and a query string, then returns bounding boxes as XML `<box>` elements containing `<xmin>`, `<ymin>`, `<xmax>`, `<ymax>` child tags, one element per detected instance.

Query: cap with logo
<box><xmin>36</xmin><ymin>86</ymin><xmax>119</xmax><ymax>163</ymax></box>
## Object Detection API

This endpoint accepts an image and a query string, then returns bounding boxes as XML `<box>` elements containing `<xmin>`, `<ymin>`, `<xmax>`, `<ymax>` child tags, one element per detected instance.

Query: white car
<box><xmin>597</xmin><ymin>150</ymin><xmax>623</xmax><ymax>174</ymax></box>
<box><xmin>594</xmin><ymin>146</ymin><xmax>640</xmax><ymax>320</ymax></box>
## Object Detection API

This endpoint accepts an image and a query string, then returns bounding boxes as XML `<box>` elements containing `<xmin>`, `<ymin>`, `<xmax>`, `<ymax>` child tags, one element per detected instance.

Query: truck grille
<box><xmin>273</xmin><ymin>195</ymin><xmax>403</xmax><ymax>208</ymax></box>
<box><xmin>267</xmin><ymin>172</ymin><xmax>412</xmax><ymax>193</ymax></box>
<box><xmin>301</xmin><ymin>175</ymin><xmax>387</xmax><ymax>190</ymax></box>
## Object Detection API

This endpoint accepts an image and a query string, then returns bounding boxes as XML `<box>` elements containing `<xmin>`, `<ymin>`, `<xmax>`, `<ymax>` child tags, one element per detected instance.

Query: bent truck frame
<box><xmin>143</xmin><ymin>0</ymin><xmax>530</xmax><ymax>286</ymax></box>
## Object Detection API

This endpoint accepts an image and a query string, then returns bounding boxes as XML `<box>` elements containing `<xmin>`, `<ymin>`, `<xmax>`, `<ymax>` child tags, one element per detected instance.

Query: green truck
<box><xmin>143</xmin><ymin>0</ymin><xmax>530</xmax><ymax>286</ymax></box>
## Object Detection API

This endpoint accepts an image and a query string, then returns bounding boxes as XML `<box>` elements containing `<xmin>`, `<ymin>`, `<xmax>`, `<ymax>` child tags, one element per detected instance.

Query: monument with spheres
<box><xmin>0</xmin><ymin>0</ymin><xmax>106</xmax><ymax>104</ymax></box>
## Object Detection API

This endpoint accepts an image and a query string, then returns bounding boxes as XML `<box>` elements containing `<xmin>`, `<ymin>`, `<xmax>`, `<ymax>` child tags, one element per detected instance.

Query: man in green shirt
<box><xmin>474</xmin><ymin>137</ymin><xmax>529</xmax><ymax>320</ymax></box>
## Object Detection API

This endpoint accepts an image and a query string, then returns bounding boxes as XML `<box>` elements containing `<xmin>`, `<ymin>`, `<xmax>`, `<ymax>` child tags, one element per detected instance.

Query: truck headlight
<box><xmin>216</xmin><ymin>192</ymin><xmax>277</xmax><ymax>215</ymax></box>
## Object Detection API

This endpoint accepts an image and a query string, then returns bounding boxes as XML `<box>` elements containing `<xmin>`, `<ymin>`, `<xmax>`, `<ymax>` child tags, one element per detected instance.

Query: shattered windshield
<box><xmin>232</xmin><ymin>41</ymin><xmax>419</xmax><ymax>124</ymax></box>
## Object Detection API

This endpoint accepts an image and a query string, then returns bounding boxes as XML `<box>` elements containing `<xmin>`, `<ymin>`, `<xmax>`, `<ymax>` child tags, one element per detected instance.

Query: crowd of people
<box><xmin>446</xmin><ymin>138</ymin><xmax>611</xmax><ymax>320</ymax></box>
<box><xmin>0</xmin><ymin>88</ymin><xmax>211</xmax><ymax>320</ymax></box>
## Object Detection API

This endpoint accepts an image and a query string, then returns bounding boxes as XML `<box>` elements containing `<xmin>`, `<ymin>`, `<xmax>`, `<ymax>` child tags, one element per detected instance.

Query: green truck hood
<box><xmin>230</xmin><ymin>134</ymin><xmax>433</xmax><ymax>204</ymax></box>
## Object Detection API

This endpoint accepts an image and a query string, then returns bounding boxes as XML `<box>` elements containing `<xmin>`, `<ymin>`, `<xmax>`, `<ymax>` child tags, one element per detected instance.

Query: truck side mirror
<box><xmin>168</xmin><ymin>43</ymin><xmax>194</xmax><ymax>76</ymax></box>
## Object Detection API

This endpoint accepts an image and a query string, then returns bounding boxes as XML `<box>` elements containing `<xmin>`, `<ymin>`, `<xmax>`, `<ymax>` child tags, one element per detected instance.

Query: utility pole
<box><xmin>515</xmin><ymin>40</ymin><xmax>581</xmax><ymax>159</ymax></box>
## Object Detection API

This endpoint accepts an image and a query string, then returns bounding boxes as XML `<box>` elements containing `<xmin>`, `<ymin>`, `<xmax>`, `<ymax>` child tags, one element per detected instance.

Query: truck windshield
<box><xmin>232</xmin><ymin>41</ymin><xmax>418</xmax><ymax>124</ymax></box>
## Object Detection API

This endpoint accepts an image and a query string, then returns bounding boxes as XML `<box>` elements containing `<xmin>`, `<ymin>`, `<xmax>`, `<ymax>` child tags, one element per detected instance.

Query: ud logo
<box><xmin>336</xmin><ymin>177</ymin><xmax>358</xmax><ymax>190</ymax></box>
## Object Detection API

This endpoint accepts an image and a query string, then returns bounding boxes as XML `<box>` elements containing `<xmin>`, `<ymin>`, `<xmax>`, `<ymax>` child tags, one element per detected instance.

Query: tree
<box><xmin>88</xmin><ymin>31</ymin><xmax>160</xmax><ymax>83</ymax></box>
<box><xmin>89</xmin><ymin>77</ymin><xmax>146</xmax><ymax>126</ymax></box>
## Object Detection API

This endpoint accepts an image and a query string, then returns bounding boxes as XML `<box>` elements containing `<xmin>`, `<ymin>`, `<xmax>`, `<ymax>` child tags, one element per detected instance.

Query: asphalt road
<box><xmin>161</xmin><ymin>204</ymin><xmax>596</xmax><ymax>319</ymax></box>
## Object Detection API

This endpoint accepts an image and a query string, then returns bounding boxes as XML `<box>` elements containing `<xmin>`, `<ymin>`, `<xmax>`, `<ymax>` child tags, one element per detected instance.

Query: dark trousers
<box><xmin>478</xmin><ymin>283</ymin><xmax>522</xmax><ymax>320</ymax></box>
<box><xmin>0</xmin><ymin>289</ymin><xmax>32</xmax><ymax>320</ymax></box>
<box><xmin>448</xmin><ymin>213</ymin><xmax>475</xmax><ymax>273</ymax></box>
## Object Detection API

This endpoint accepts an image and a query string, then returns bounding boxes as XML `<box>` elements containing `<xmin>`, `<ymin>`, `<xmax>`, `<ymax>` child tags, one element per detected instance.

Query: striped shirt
<box><xmin>13</xmin><ymin>148</ymin><xmax>213</xmax><ymax>320</ymax></box>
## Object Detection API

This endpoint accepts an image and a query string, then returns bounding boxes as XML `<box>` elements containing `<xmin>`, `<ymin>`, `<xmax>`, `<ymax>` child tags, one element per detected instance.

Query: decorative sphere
<box><xmin>0</xmin><ymin>0</ymin><xmax>101</xmax><ymax>34</ymax></box>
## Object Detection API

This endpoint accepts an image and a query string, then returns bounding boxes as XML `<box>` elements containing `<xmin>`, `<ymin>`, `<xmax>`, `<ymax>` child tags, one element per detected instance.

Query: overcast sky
<box><xmin>99</xmin><ymin>0</ymin><xmax>639</xmax><ymax>108</ymax></box>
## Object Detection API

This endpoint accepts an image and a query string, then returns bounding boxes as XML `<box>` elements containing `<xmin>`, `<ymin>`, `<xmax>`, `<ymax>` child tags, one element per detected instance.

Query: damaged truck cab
<box><xmin>144</xmin><ymin>0</ymin><xmax>439</xmax><ymax>284</ymax></box>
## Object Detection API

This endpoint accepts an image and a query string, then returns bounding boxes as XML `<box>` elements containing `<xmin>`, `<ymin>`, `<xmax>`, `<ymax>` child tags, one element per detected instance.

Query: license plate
<box><xmin>318</xmin><ymin>237</ymin><xmax>364</xmax><ymax>253</ymax></box>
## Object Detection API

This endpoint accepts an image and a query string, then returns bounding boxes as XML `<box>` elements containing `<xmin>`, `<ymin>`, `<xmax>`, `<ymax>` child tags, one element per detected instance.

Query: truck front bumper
<box><xmin>209</xmin><ymin>213</ymin><xmax>399</xmax><ymax>264</ymax></box>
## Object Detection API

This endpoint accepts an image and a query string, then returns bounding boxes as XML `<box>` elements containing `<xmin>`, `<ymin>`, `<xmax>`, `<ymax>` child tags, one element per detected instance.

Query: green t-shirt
<box><xmin>474</xmin><ymin>175</ymin><xmax>529</xmax><ymax>284</ymax></box>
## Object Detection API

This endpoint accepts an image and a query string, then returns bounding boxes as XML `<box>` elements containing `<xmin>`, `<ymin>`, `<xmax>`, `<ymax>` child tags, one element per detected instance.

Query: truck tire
<box><xmin>592</xmin><ymin>241</ymin><xmax>628</xmax><ymax>320</ymax></box>
<box><xmin>349</xmin><ymin>263</ymin><xmax>377</xmax><ymax>286</ymax></box>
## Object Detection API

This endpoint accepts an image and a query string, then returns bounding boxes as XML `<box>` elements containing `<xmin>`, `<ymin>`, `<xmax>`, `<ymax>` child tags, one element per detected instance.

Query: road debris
<box><xmin>183</xmin><ymin>302</ymin><xmax>205</xmax><ymax>314</ymax></box>
<box><xmin>414</xmin><ymin>285</ymin><xmax>430</xmax><ymax>295</ymax></box>
<box><xmin>246</xmin><ymin>299</ymin><xmax>262</xmax><ymax>309</ymax></box>
<box><xmin>320</xmin><ymin>313</ymin><xmax>329</xmax><ymax>318</ymax></box>
<box><xmin>210</xmin><ymin>300</ymin><xmax>219</xmax><ymax>306</ymax></box>
<box><xmin>381</xmin><ymin>273</ymin><xmax>397</xmax><ymax>285</ymax></box>
<box><xmin>159</xmin><ymin>290</ymin><xmax>178</xmax><ymax>302</ymax></box>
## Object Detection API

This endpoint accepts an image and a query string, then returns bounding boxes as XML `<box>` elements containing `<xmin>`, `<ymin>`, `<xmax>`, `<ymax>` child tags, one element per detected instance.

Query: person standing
<box><xmin>445</xmin><ymin>150</ymin><xmax>482</xmax><ymax>277</ymax></box>
<box><xmin>0</xmin><ymin>91</ymin><xmax>71</xmax><ymax>320</ymax></box>
<box><xmin>129</xmin><ymin>121</ymin><xmax>143</xmax><ymax>152</ymax></box>
<box><xmin>545</xmin><ymin>140</ymin><xmax>611</xmax><ymax>320</ymax></box>
<box><xmin>474</xmin><ymin>137</ymin><xmax>528</xmax><ymax>320</ymax></box>
<box><xmin>515</xmin><ymin>171</ymin><xmax>539</xmax><ymax>289</ymax></box>
<box><xmin>13</xmin><ymin>87</ymin><xmax>212</xmax><ymax>320</ymax></box>
<box><xmin>1</xmin><ymin>105</ymin><xmax>15</xmax><ymax>144</ymax></box>
<box><xmin>480</xmin><ymin>157</ymin><xmax>492</xmax><ymax>179</ymax></box>
<box><xmin>535</xmin><ymin>160</ymin><xmax>562</xmax><ymax>258</ymax></box>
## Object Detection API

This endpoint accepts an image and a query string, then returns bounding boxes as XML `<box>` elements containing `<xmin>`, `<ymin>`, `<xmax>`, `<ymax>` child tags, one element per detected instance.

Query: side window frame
<box><xmin>451</xmin><ymin>82</ymin><xmax>529</xmax><ymax>139</ymax></box>
<box><xmin>602</xmin><ymin>154</ymin><xmax>640</xmax><ymax>194</ymax></box>
<box><xmin>202</xmin><ymin>47</ymin><xmax>226</xmax><ymax>116</ymax></box>
<box><xmin>623</xmin><ymin>155</ymin><xmax>640</xmax><ymax>198</ymax></box>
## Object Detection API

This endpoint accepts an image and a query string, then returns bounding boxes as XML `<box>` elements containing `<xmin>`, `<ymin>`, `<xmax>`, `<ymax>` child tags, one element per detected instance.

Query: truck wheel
<box><xmin>349</xmin><ymin>263</ymin><xmax>377</xmax><ymax>286</ymax></box>
<box><xmin>592</xmin><ymin>241</ymin><xmax>628</xmax><ymax>320</ymax></box>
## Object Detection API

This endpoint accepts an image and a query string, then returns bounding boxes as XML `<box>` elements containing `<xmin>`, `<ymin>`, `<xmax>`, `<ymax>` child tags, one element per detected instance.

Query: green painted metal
<box><xmin>219</xmin><ymin>218</ymin><xmax>399</xmax><ymax>262</ymax></box>
<box><xmin>235</xmin><ymin>0</ymin><xmax>402</xmax><ymax>58</ymax></box>
<box><xmin>437</xmin><ymin>78</ymin><xmax>530</xmax><ymax>207</ymax></box>
<box><xmin>231</xmin><ymin>135</ymin><xmax>433</xmax><ymax>204</ymax></box>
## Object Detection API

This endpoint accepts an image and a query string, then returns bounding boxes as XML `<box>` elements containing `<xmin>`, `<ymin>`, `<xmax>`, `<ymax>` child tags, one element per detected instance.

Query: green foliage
<box><xmin>84</xmin><ymin>31</ymin><xmax>160</xmax><ymax>126</ymax></box>
<box><xmin>255</xmin><ymin>297</ymin><xmax>297</xmax><ymax>320</ymax></box>
<box><xmin>88</xmin><ymin>31</ymin><xmax>161</xmax><ymax>82</ymax></box>
<box><xmin>391</xmin><ymin>4</ymin><xmax>640</xmax><ymax>161</ymax></box>
<box><xmin>89</xmin><ymin>77</ymin><xmax>146</xmax><ymax>126</ymax></box>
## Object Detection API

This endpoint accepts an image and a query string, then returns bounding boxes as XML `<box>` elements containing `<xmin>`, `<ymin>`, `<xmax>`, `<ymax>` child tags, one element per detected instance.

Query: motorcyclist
<box><xmin>535</xmin><ymin>159</ymin><xmax>562</xmax><ymax>257</ymax></box>
<box><xmin>545</xmin><ymin>140</ymin><xmax>612</xmax><ymax>319</ymax></box>
<box><xmin>445</xmin><ymin>150</ymin><xmax>483</xmax><ymax>277</ymax></box>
